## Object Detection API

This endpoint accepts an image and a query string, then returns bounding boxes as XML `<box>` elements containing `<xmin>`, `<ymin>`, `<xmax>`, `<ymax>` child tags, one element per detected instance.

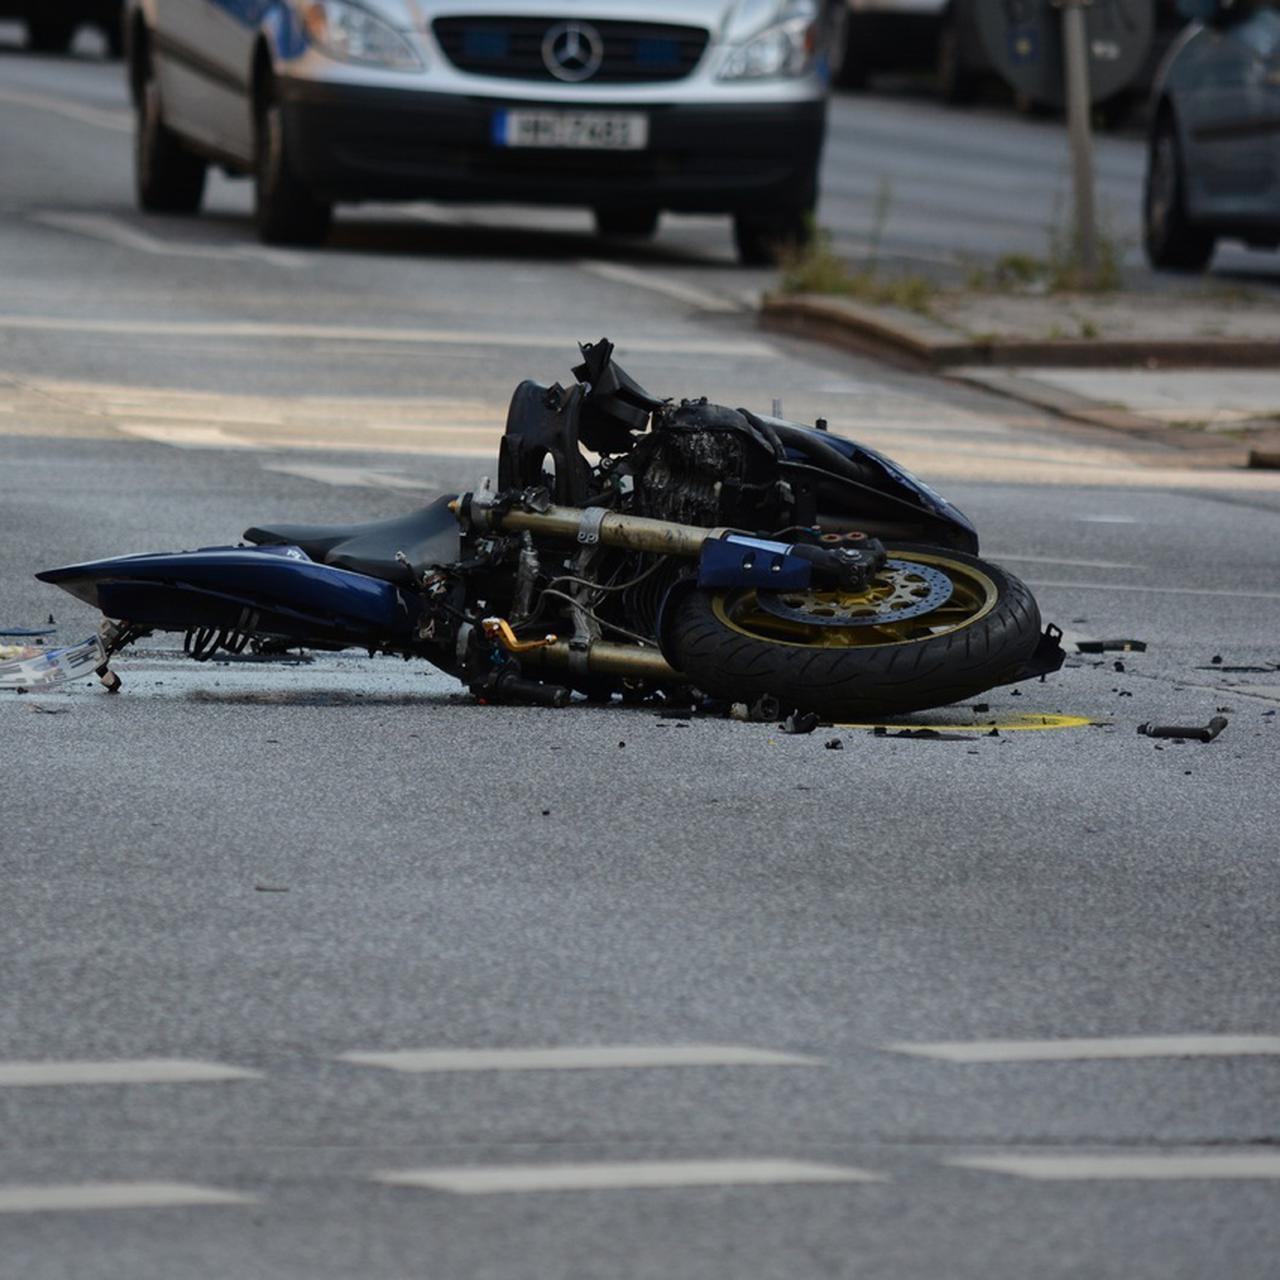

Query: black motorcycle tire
<box><xmin>665</xmin><ymin>547</ymin><xmax>1043</xmax><ymax>719</ymax></box>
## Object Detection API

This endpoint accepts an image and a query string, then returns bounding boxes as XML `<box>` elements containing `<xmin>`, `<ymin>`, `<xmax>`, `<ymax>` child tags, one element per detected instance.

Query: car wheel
<box><xmin>27</xmin><ymin>17</ymin><xmax>76</xmax><ymax>53</ymax></box>
<box><xmin>254</xmin><ymin>97</ymin><xmax>332</xmax><ymax>247</ymax></box>
<box><xmin>135</xmin><ymin>72</ymin><xmax>207</xmax><ymax>214</ymax></box>
<box><xmin>936</xmin><ymin>9</ymin><xmax>979</xmax><ymax>105</ymax></box>
<box><xmin>1144</xmin><ymin>115</ymin><xmax>1215</xmax><ymax>272</ymax></box>
<box><xmin>594</xmin><ymin>208</ymin><xmax>660</xmax><ymax>239</ymax></box>
<box><xmin>834</xmin><ymin>15</ymin><xmax>869</xmax><ymax>90</ymax></box>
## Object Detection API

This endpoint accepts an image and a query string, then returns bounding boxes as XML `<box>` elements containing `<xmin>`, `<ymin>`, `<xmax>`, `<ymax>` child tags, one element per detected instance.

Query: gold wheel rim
<box><xmin>711</xmin><ymin>551</ymin><xmax>1000</xmax><ymax>650</ymax></box>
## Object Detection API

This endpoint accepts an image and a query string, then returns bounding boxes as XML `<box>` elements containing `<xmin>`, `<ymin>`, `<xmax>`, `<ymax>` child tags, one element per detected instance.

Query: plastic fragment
<box><xmin>0</xmin><ymin>626</ymin><xmax>55</xmax><ymax>638</ymax></box>
<box><xmin>780</xmin><ymin>711</ymin><xmax>820</xmax><ymax>735</ymax></box>
<box><xmin>1076</xmin><ymin>639</ymin><xmax>1147</xmax><ymax>653</ymax></box>
<box><xmin>1137</xmin><ymin>716</ymin><xmax>1228</xmax><ymax>743</ymax></box>
<box><xmin>824</xmin><ymin>737</ymin><xmax>843</xmax><ymax>750</ymax></box>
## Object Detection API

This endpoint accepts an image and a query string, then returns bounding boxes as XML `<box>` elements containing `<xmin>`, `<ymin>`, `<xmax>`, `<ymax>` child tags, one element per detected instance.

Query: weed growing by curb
<box><xmin>778</xmin><ymin>181</ymin><xmax>936</xmax><ymax>314</ymax></box>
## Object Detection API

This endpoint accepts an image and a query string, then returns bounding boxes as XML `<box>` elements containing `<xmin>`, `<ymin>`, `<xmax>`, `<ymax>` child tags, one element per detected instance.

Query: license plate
<box><xmin>493</xmin><ymin>110</ymin><xmax>649</xmax><ymax>151</ymax></box>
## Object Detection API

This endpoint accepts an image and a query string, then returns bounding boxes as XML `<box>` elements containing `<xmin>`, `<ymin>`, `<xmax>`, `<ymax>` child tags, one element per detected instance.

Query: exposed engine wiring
<box><xmin>537</xmin><ymin>588</ymin><xmax>655</xmax><ymax>647</ymax></box>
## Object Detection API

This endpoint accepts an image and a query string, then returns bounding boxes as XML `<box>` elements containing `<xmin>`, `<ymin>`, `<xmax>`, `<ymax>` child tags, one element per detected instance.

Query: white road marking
<box><xmin>0</xmin><ymin>1059</ymin><xmax>259</xmax><ymax>1087</ymax></box>
<box><xmin>0</xmin><ymin>1182</ymin><xmax>256</xmax><ymax>1213</ymax></box>
<box><xmin>0</xmin><ymin>85</ymin><xmax>131</xmax><ymax>133</ymax></box>
<box><xmin>32</xmin><ymin>212</ymin><xmax>307</xmax><ymax>270</ymax></box>
<box><xmin>117</xmin><ymin>423</ymin><xmax>256</xmax><ymax>449</ymax></box>
<box><xmin>0</xmin><ymin>313</ymin><xmax>777</xmax><ymax>358</ymax></box>
<box><xmin>883</xmin><ymin>1035</ymin><xmax>1280</xmax><ymax>1063</ymax></box>
<box><xmin>577</xmin><ymin>260</ymin><xmax>741</xmax><ymax>313</ymax></box>
<box><xmin>985</xmin><ymin>553</ymin><xmax>1140</xmax><ymax>570</ymax></box>
<box><xmin>1027</xmin><ymin>579</ymin><xmax>1280</xmax><ymax>601</ymax></box>
<box><xmin>949</xmin><ymin>1153</ymin><xmax>1280</xmax><ymax>1181</ymax></box>
<box><xmin>339</xmin><ymin>1044</ymin><xmax>822</xmax><ymax>1073</ymax></box>
<box><xmin>1076</xmin><ymin>514</ymin><xmax>1140</xmax><ymax>524</ymax></box>
<box><xmin>261</xmin><ymin>463</ymin><xmax>437</xmax><ymax>490</ymax></box>
<box><xmin>372</xmin><ymin>1160</ymin><xmax>881</xmax><ymax>1195</ymax></box>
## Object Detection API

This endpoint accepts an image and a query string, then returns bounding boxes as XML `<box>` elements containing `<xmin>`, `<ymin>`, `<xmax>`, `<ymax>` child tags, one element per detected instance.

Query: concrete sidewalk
<box><xmin>762</xmin><ymin>284</ymin><xmax>1280</xmax><ymax>468</ymax></box>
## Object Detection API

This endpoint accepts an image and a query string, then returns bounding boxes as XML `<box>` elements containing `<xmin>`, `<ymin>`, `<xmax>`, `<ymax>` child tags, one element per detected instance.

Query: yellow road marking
<box><xmin>835</xmin><ymin>713</ymin><xmax>1095</xmax><ymax>732</ymax></box>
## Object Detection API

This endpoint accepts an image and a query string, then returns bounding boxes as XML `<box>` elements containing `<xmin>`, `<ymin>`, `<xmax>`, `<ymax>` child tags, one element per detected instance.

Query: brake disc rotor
<box><xmin>756</xmin><ymin>559</ymin><xmax>954</xmax><ymax>628</ymax></box>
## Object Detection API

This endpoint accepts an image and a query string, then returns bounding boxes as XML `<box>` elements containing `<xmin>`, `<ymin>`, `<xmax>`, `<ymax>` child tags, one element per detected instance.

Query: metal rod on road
<box><xmin>1059</xmin><ymin>0</ymin><xmax>1098</xmax><ymax>286</ymax></box>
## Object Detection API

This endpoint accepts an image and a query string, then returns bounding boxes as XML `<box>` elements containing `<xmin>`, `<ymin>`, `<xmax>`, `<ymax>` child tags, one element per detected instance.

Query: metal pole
<box><xmin>1059</xmin><ymin>0</ymin><xmax>1098</xmax><ymax>286</ymax></box>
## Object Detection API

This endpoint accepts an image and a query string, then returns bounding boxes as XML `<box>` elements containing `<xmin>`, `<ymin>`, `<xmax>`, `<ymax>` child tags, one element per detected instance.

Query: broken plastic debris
<box><xmin>0</xmin><ymin>626</ymin><xmax>55</xmax><ymax>638</ymax></box>
<box><xmin>1195</xmin><ymin>663</ymin><xmax>1277</xmax><ymax>673</ymax></box>
<box><xmin>1076</xmin><ymin>639</ymin><xmax>1147</xmax><ymax>654</ymax></box>
<box><xmin>1137</xmin><ymin>716</ymin><xmax>1228</xmax><ymax>744</ymax></box>
<box><xmin>0</xmin><ymin>636</ymin><xmax>107</xmax><ymax>691</ymax></box>
<box><xmin>780</xmin><ymin>711</ymin><xmax>820</xmax><ymax>735</ymax></box>
<box><xmin>824</xmin><ymin>738</ymin><xmax>843</xmax><ymax>750</ymax></box>
<box><xmin>874</xmin><ymin>726</ymin><xmax>978</xmax><ymax>741</ymax></box>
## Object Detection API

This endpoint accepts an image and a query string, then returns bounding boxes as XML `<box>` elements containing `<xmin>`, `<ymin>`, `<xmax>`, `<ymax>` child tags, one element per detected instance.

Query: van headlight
<box><xmin>301</xmin><ymin>0</ymin><xmax>423</xmax><ymax>70</ymax></box>
<box><xmin>718</xmin><ymin>1</ymin><xmax>819</xmax><ymax>81</ymax></box>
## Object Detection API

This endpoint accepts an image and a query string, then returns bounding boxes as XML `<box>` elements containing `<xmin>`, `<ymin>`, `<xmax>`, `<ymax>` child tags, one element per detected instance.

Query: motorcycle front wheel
<box><xmin>665</xmin><ymin>547</ymin><xmax>1044</xmax><ymax>719</ymax></box>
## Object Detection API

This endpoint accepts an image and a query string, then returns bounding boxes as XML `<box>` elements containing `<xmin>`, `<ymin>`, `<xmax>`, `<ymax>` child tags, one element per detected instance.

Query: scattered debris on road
<box><xmin>1077</xmin><ymin>639</ymin><xmax>1147</xmax><ymax>653</ymax></box>
<box><xmin>1195</xmin><ymin>662</ymin><xmax>1278</xmax><ymax>673</ymax></box>
<box><xmin>873</xmin><ymin>727</ymin><xmax>979</xmax><ymax>741</ymax></box>
<box><xmin>780</xmin><ymin>711</ymin><xmax>821</xmax><ymax>735</ymax></box>
<box><xmin>1138</xmin><ymin>716</ymin><xmax>1228</xmax><ymax>744</ymax></box>
<box><xmin>0</xmin><ymin>626</ymin><xmax>55</xmax><ymax>639</ymax></box>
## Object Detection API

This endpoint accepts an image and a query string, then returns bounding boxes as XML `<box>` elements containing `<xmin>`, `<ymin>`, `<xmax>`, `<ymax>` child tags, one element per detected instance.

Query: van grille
<box><xmin>433</xmin><ymin>17</ymin><xmax>710</xmax><ymax>83</ymax></box>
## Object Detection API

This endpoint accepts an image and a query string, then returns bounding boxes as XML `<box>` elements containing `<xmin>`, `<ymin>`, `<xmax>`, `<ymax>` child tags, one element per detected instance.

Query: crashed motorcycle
<box><xmin>18</xmin><ymin>341</ymin><xmax>1062</xmax><ymax>717</ymax></box>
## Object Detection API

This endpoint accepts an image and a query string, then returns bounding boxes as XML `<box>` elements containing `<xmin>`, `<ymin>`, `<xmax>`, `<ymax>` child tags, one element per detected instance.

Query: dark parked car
<box><xmin>1145</xmin><ymin>0</ymin><xmax>1280</xmax><ymax>269</ymax></box>
<box><xmin>0</xmin><ymin>0</ymin><xmax>123</xmax><ymax>54</ymax></box>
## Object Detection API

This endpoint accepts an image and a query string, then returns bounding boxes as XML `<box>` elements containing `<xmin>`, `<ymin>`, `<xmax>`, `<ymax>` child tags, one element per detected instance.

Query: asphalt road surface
<box><xmin>2</xmin><ymin>43</ymin><xmax>1279</xmax><ymax>1280</ymax></box>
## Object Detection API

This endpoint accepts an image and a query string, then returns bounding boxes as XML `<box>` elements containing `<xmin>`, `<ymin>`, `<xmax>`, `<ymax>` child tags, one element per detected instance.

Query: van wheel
<box><xmin>1144</xmin><ymin>116</ymin><xmax>1215</xmax><ymax>271</ymax></box>
<box><xmin>27</xmin><ymin>17</ymin><xmax>76</xmax><ymax>53</ymax></box>
<box><xmin>254</xmin><ymin>98</ymin><xmax>332</xmax><ymax>247</ymax></box>
<box><xmin>936</xmin><ymin>10</ymin><xmax>979</xmax><ymax>105</ymax></box>
<box><xmin>594</xmin><ymin>208</ymin><xmax>660</xmax><ymax>239</ymax></box>
<box><xmin>135</xmin><ymin>74</ymin><xmax>207</xmax><ymax>214</ymax></box>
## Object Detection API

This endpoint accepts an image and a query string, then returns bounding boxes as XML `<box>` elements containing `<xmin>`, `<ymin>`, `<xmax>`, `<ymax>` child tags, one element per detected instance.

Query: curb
<box><xmin>761</xmin><ymin>293</ymin><xmax>1280</xmax><ymax>466</ymax></box>
<box><xmin>760</xmin><ymin>293</ymin><xmax>1280</xmax><ymax>371</ymax></box>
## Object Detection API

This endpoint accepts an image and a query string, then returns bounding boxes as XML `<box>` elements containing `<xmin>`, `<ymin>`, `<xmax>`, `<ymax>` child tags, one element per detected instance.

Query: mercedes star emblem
<box><xmin>542</xmin><ymin>21</ymin><xmax>605</xmax><ymax>82</ymax></box>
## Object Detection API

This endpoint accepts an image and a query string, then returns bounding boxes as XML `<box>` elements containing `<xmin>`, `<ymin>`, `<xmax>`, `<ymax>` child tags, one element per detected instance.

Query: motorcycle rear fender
<box><xmin>36</xmin><ymin>545</ymin><xmax>419</xmax><ymax>646</ymax></box>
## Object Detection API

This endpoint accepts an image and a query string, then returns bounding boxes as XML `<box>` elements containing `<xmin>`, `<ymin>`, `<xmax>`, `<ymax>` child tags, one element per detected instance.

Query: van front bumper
<box><xmin>276</xmin><ymin>79</ymin><xmax>825</xmax><ymax>212</ymax></box>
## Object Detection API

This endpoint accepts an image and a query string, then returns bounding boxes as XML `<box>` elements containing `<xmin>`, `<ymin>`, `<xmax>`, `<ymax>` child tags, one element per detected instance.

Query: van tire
<box><xmin>254</xmin><ymin>98</ymin><xmax>332</xmax><ymax>247</ymax></box>
<box><xmin>135</xmin><ymin>75</ymin><xmax>207</xmax><ymax>214</ymax></box>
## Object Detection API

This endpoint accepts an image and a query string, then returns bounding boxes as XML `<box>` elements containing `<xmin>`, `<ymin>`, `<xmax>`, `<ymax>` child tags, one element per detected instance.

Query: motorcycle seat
<box><xmin>244</xmin><ymin>495</ymin><xmax>460</xmax><ymax>586</ymax></box>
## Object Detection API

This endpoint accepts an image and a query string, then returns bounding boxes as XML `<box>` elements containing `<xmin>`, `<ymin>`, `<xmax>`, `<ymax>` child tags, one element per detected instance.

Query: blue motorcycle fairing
<box><xmin>757</xmin><ymin>415</ymin><xmax>979</xmax><ymax>548</ymax></box>
<box><xmin>37</xmin><ymin>544</ymin><xmax>419</xmax><ymax>644</ymax></box>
